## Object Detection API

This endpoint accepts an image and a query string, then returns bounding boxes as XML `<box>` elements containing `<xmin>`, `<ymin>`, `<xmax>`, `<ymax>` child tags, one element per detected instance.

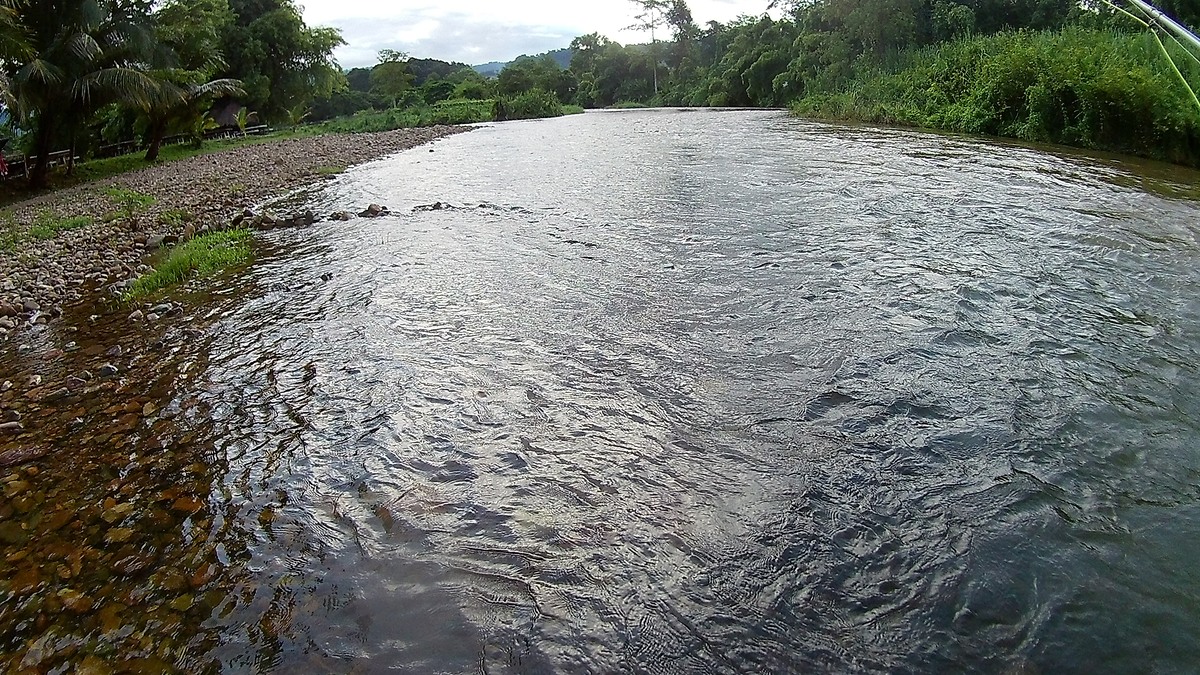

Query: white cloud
<box><xmin>298</xmin><ymin>0</ymin><xmax>778</xmax><ymax>67</ymax></box>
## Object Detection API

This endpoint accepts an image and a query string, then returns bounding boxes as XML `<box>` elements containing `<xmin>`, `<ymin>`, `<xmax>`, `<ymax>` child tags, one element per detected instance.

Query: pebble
<box><xmin>98</xmin><ymin>364</ymin><xmax>119</xmax><ymax>377</ymax></box>
<box><xmin>0</xmin><ymin>421</ymin><xmax>22</xmax><ymax>434</ymax></box>
<box><xmin>128</xmin><ymin>310</ymin><xmax>144</xmax><ymax>322</ymax></box>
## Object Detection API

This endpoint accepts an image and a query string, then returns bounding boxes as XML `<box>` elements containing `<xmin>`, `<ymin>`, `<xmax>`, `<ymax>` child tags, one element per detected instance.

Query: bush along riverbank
<box><xmin>791</xmin><ymin>28</ymin><xmax>1200</xmax><ymax>166</ymax></box>
<box><xmin>0</xmin><ymin>126</ymin><xmax>472</xmax><ymax>341</ymax></box>
<box><xmin>314</xmin><ymin>92</ymin><xmax>582</xmax><ymax>134</ymax></box>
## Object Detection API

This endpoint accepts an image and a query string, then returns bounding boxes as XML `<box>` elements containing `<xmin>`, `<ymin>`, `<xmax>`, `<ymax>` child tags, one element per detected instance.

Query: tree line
<box><xmin>0</xmin><ymin>0</ymin><xmax>342</xmax><ymax>189</ymax></box>
<box><xmin>486</xmin><ymin>0</ymin><xmax>1200</xmax><ymax>164</ymax></box>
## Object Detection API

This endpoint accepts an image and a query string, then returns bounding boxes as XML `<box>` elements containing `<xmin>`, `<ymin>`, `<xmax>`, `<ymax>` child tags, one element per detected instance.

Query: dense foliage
<box><xmin>0</xmin><ymin>0</ymin><xmax>342</xmax><ymax>188</ymax></box>
<box><xmin>474</xmin><ymin>0</ymin><xmax>1200</xmax><ymax>165</ymax></box>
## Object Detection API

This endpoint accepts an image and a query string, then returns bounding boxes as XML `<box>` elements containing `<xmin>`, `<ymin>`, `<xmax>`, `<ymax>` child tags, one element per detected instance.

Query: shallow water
<box><xmin>4</xmin><ymin>109</ymin><xmax>1200</xmax><ymax>672</ymax></box>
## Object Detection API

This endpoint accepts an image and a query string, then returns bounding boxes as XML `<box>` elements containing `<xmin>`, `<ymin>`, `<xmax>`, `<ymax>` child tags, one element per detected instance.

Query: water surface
<box><xmin>9</xmin><ymin>109</ymin><xmax>1200</xmax><ymax>673</ymax></box>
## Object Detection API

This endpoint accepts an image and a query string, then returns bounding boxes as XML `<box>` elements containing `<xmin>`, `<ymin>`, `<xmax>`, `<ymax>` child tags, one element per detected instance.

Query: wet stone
<box><xmin>0</xmin><ymin>421</ymin><xmax>22</xmax><ymax>434</ymax></box>
<box><xmin>2</xmin><ymin>479</ymin><xmax>29</xmax><ymax>497</ymax></box>
<box><xmin>101</xmin><ymin>503</ymin><xmax>135</xmax><ymax>524</ymax></box>
<box><xmin>112</xmin><ymin>553</ymin><xmax>154</xmax><ymax>576</ymax></box>
<box><xmin>58</xmin><ymin>589</ymin><xmax>93</xmax><ymax>614</ymax></box>
<box><xmin>0</xmin><ymin>520</ymin><xmax>27</xmax><ymax>544</ymax></box>
<box><xmin>104</xmin><ymin>528</ymin><xmax>135</xmax><ymax>544</ymax></box>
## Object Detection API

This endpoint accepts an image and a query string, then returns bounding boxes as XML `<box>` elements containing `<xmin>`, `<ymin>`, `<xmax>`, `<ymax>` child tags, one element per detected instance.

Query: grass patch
<box><xmin>158</xmin><ymin>208</ymin><xmax>192</xmax><ymax>227</ymax></box>
<box><xmin>610</xmin><ymin>101</ymin><xmax>650</xmax><ymax>109</ymax></box>
<box><xmin>315</xmin><ymin>164</ymin><xmax>345</xmax><ymax>176</ymax></box>
<box><xmin>563</xmin><ymin>105</ymin><xmax>586</xmax><ymax>115</ymax></box>
<box><xmin>103</xmin><ymin>186</ymin><xmax>155</xmax><ymax>213</ymax></box>
<box><xmin>0</xmin><ymin>214</ymin><xmax>17</xmax><ymax>251</ymax></box>
<box><xmin>28</xmin><ymin>211</ymin><xmax>91</xmax><ymax>240</ymax></box>
<box><xmin>123</xmin><ymin>229</ymin><xmax>252</xmax><ymax>301</ymax></box>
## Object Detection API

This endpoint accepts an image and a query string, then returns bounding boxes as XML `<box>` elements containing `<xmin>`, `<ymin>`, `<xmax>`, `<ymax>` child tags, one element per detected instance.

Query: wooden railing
<box><xmin>3</xmin><ymin>125</ymin><xmax>274</xmax><ymax>180</ymax></box>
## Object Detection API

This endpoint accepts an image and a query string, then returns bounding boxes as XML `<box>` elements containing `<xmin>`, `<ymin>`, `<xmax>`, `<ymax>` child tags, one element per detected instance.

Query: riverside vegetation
<box><xmin>379</xmin><ymin>0</ymin><xmax>1196</xmax><ymax>166</ymax></box>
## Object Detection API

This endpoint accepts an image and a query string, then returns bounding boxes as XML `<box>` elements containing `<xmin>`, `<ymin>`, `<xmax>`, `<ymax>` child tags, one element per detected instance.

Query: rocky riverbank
<box><xmin>0</xmin><ymin>125</ymin><xmax>472</xmax><ymax>338</ymax></box>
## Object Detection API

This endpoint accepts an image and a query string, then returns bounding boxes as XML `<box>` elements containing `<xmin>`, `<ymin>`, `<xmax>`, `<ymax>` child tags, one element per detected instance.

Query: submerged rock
<box><xmin>358</xmin><ymin>204</ymin><xmax>388</xmax><ymax>218</ymax></box>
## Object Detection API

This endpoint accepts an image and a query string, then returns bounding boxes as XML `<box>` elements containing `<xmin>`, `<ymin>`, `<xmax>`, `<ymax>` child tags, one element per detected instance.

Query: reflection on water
<box><xmin>4</xmin><ymin>110</ymin><xmax>1200</xmax><ymax>672</ymax></box>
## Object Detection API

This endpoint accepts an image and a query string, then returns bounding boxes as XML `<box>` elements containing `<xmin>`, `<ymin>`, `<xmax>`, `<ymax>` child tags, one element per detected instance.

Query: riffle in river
<box><xmin>2</xmin><ymin>109</ymin><xmax>1200</xmax><ymax>673</ymax></box>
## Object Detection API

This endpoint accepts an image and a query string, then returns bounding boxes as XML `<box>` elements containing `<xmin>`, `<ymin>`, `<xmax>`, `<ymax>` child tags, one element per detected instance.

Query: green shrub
<box><xmin>793</xmin><ymin>28</ymin><xmax>1200</xmax><ymax>166</ymax></box>
<box><xmin>494</xmin><ymin>89</ymin><xmax>564</xmax><ymax>121</ymax></box>
<box><xmin>123</xmin><ymin>229</ymin><xmax>252</xmax><ymax>300</ymax></box>
<box><xmin>430</xmin><ymin>98</ymin><xmax>495</xmax><ymax>125</ymax></box>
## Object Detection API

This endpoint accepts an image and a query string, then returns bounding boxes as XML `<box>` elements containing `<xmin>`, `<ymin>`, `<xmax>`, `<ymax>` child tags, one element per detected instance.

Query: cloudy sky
<box><xmin>300</xmin><ymin>0</ymin><xmax>778</xmax><ymax>68</ymax></box>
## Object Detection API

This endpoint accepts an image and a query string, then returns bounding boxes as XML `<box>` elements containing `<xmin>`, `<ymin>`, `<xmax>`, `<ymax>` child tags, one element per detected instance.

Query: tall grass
<box><xmin>793</xmin><ymin>28</ymin><xmax>1200</xmax><ymax>166</ymax></box>
<box><xmin>494</xmin><ymin>90</ymin><xmax>565</xmax><ymax>121</ymax></box>
<box><xmin>123</xmin><ymin>229</ymin><xmax>252</xmax><ymax>300</ymax></box>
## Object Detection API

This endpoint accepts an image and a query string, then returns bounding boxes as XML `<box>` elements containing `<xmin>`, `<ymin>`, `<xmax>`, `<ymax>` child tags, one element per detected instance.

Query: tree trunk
<box><xmin>27</xmin><ymin>121</ymin><xmax>54</xmax><ymax>191</ymax></box>
<box><xmin>144</xmin><ymin>119</ymin><xmax>166</xmax><ymax>161</ymax></box>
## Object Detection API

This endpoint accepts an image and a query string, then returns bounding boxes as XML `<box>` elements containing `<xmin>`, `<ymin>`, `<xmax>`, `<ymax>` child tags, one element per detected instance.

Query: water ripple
<box><xmin>193</xmin><ymin>110</ymin><xmax>1200</xmax><ymax>672</ymax></box>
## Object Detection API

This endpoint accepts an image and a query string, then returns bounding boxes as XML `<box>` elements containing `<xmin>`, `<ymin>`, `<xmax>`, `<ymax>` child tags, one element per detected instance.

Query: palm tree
<box><xmin>6</xmin><ymin>0</ymin><xmax>160</xmax><ymax>189</ymax></box>
<box><xmin>142</xmin><ymin>75</ymin><xmax>243</xmax><ymax>160</ymax></box>
<box><xmin>142</xmin><ymin>0</ymin><xmax>242</xmax><ymax>160</ymax></box>
<box><xmin>0</xmin><ymin>3</ymin><xmax>30</xmax><ymax>108</ymax></box>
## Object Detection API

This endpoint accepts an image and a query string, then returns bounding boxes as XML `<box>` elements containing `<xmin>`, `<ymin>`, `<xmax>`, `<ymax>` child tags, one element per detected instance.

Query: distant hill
<box><xmin>472</xmin><ymin>61</ymin><xmax>506</xmax><ymax>78</ymax></box>
<box><xmin>473</xmin><ymin>48</ymin><xmax>572</xmax><ymax>78</ymax></box>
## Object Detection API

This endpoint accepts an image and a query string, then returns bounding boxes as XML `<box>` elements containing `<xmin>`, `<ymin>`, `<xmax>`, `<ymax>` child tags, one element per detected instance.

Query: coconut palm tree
<box><xmin>142</xmin><ymin>75</ymin><xmax>243</xmax><ymax>160</ymax></box>
<box><xmin>141</xmin><ymin>0</ymin><xmax>242</xmax><ymax>160</ymax></box>
<box><xmin>6</xmin><ymin>0</ymin><xmax>160</xmax><ymax>189</ymax></box>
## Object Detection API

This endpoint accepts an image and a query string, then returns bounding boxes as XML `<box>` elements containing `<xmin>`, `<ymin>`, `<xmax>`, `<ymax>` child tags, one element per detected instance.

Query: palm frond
<box><xmin>66</xmin><ymin>31</ymin><xmax>102</xmax><ymax>62</ymax></box>
<box><xmin>190</xmin><ymin>78</ymin><xmax>244</xmax><ymax>99</ymax></box>
<box><xmin>16</xmin><ymin>58</ymin><xmax>62</xmax><ymax>86</ymax></box>
<box><xmin>73</xmin><ymin>66</ymin><xmax>158</xmax><ymax>108</ymax></box>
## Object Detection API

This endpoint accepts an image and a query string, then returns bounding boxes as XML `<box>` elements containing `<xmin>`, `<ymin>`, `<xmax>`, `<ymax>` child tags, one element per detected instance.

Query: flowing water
<box><xmin>4</xmin><ymin>109</ymin><xmax>1200</xmax><ymax>673</ymax></box>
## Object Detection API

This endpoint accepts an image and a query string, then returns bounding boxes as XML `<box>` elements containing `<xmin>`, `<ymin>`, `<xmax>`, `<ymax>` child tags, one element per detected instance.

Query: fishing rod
<box><xmin>1127</xmin><ymin>0</ymin><xmax>1200</xmax><ymax>51</ymax></box>
<box><xmin>1101</xmin><ymin>0</ymin><xmax>1200</xmax><ymax>111</ymax></box>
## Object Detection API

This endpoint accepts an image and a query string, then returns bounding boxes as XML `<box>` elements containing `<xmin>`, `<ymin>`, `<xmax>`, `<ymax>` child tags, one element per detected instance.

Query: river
<box><xmin>3</xmin><ymin>109</ymin><xmax>1200</xmax><ymax>672</ymax></box>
